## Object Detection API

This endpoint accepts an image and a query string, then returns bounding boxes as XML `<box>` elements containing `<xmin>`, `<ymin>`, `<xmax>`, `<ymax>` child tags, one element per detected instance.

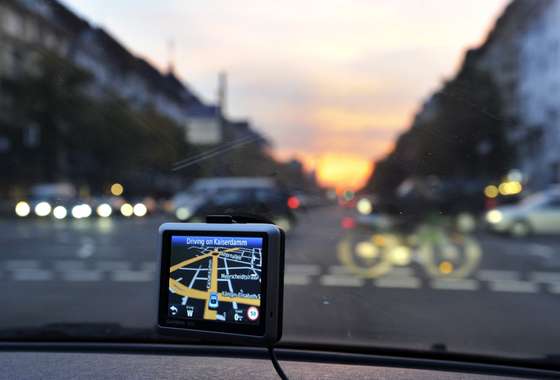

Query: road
<box><xmin>0</xmin><ymin>206</ymin><xmax>559</xmax><ymax>360</ymax></box>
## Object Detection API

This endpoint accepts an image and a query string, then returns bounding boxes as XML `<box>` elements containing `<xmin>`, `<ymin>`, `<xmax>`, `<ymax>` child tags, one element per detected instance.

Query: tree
<box><xmin>363</xmin><ymin>58</ymin><xmax>512</xmax><ymax>206</ymax></box>
<box><xmin>0</xmin><ymin>52</ymin><xmax>190</xmax><ymax>194</ymax></box>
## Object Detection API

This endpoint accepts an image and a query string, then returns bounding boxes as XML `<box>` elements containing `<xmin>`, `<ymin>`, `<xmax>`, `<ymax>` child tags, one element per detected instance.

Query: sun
<box><xmin>315</xmin><ymin>154</ymin><xmax>373</xmax><ymax>192</ymax></box>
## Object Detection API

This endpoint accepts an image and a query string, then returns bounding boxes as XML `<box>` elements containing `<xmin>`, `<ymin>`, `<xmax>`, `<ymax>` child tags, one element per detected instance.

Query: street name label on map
<box><xmin>221</xmin><ymin>291</ymin><xmax>260</xmax><ymax>300</ymax></box>
<box><xmin>220</xmin><ymin>273</ymin><xmax>259</xmax><ymax>280</ymax></box>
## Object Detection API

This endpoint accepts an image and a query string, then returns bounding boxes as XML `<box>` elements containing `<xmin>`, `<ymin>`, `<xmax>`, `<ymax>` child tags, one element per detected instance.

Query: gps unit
<box><xmin>157</xmin><ymin>223</ymin><xmax>284</xmax><ymax>345</ymax></box>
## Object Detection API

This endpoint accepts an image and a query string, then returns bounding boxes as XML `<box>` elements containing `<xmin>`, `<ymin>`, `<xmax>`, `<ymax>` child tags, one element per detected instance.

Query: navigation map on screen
<box><xmin>168</xmin><ymin>235</ymin><xmax>263</xmax><ymax>324</ymax></box>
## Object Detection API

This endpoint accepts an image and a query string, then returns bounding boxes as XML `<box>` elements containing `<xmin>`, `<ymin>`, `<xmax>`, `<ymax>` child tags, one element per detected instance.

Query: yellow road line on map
<box><xmin>169</xmin><ymin>279</ymin><xmax>208</xmax><ymax>299</ymax></box>
<box><xmin>210</xmin><ymin>254</ymin><xmax>219</xmax><ymax>292</ymax></box>
<box><xmin>171</xmin><ymin>247</ymin><xmax>242</xmax><ymax>321</ymax></box>
<box><xmin>203</xmin><ymin>308</ymin><xmax>217</xmax><ymax>320</ymax></box>
<box><xmin>203</xmin><ymin>253</ymin><xmax>221</xmax><ymax>320</ymax></box>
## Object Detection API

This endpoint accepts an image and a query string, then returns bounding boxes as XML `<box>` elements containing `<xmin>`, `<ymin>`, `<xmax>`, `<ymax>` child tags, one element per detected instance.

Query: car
<box><xmin>208</xmin><ymin>292</ymin><xmax>219</xmax><ymax>309</ymax></box>
<box><xmin>485</xmin><ymin>187</ymin><xmax>560</xmax><ymax>237</ymax></box>
<box><xmin>14</xmin><ymin>183</ymin><xmax>84</xmax><ymax>219</ymax></box>
<box><xmin>172</xmin><ymin>177</ymin><xmax>296</xmax><ymax>231</ymax></box>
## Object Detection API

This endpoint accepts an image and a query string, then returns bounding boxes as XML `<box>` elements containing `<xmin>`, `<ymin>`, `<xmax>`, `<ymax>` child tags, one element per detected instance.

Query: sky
<box><xmin>61</xmin><ymin>0</ymin><xmax>509</xmax><ymax>190</ymax></box>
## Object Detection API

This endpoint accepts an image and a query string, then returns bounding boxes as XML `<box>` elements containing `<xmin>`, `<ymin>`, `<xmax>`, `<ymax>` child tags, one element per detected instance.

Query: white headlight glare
<box><xmin>486</xmin><ymin>210</ymin><xmax>503</xmax><ymax>224</ymax></box>
<box><xmin>96</xmin><ymin>203</ymin><xmax>112</xmax><ymax>218</ymax></box>
<box><xmin>15</xmin><ymin>201</ymin><xmax>31</xmax><ymax>217</ymax></box>
<box><xmin>120</xmin><ymin>203</ymin><xmax>133</xmax><ymax>217</ymax></box>
<box><xmin>34</xmin><ymin>202</ymin><xmax>52</xmax><ymax>217</ymax></box>
<box><xmin>53</xmin><ymin>206</ymin><xmax>67</xmax><ymax>219</ymax></box>
<box><xmin>133</xmin><ymin>203</ymin><xmax>147</xmax><ymax>217</ymax></box>
<box><xmin>175</xmin><ymin>207</ymin><xmax>191</xmax><ymax>221</ymax></box>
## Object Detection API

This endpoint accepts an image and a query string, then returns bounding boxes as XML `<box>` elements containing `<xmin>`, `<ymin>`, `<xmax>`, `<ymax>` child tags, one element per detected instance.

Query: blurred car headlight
<box><xmin>133</xmin><ymin>203</ymin><xmax>147</xmax><ymax>217</ymax></box>
<box><xmin>96</xmin><ymin>203</ymin><xmax>112</xmax><ymax>218</ymax></box>
<box><xmin>486</xmin><ymin>209</ymin><xmax>503</xmax><ymax>224</ymax></box>
<box><xmin>71</xmin><ymin>204</ymin><xmax>92</xmax><ymax>219</ymax></box>
<box><xmin>53</xmin><ymin>206</ymin><xmax>67</xmax><ymax>220</ymax></box>
<box><xmin>356</xmin><ymin>198</ymin><xmax>372</xmax><ymax>215</ymax></box>
<box><xmin>175</xmin><ymin>207</ymin><xmax>191</xmax><ymax>221</ymax></box>
<box><xmin>15</xmin><ymin>201</ymin><xmax>31</xmax><ymax>217</ymax></box>
<box><xmin>120</xmin><ymin>203</ymin><xmax>133</xmax><ymax>217</ymax></box>
<box><xmin>34</xmin><ymin>201</ymin><xmax>52</xmax><ymax>217</ymax></box>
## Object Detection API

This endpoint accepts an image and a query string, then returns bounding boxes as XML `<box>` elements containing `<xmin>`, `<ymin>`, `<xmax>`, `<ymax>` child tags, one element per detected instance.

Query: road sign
<box><xmin>247</xmin><ymin>306</ymin><xmax>259</xmax><ymax>321</ymax></box>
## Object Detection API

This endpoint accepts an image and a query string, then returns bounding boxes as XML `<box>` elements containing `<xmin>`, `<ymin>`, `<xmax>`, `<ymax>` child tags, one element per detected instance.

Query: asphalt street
<box><xmin>0</xmin><ymin>206</ymin><xmax>559</xmax><ymax>359</ymax></box>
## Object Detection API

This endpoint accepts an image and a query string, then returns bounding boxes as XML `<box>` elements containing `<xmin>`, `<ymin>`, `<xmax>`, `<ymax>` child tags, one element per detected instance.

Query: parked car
<box><xmin>485</xmin><ymin>187</ymin><xmax>560</xmax><ymax>237</ymax></box>
<box><xmin>172</xmin><ymin>177</ymin><xmax>296</xmax><ymax>231</ymax></box>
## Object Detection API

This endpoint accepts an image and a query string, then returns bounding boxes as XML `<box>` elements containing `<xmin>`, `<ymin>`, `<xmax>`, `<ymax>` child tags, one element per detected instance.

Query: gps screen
<box><xmin>167</xmin><ymin>235</ymin><xmax>263</xmax><ymax>325</ymax></box>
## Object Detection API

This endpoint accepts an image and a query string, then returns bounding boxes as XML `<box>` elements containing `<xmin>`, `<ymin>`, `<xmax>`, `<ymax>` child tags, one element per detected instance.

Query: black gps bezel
<box><xmin>158</xmin><ymin>229</ymin><xmax>268</xmax><ymax>337</ymax></box>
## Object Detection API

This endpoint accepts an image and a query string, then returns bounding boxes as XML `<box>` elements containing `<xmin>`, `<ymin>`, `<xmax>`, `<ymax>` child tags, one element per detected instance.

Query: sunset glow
<box><xmin>315</xmin><ymin>154</ymin><xmax>373</xmax><ymax>191</ymax></box>
<box><xmin>62</xmin><ymin>0</ymin><xmax>509</xmax><ymax>190</ymax></box>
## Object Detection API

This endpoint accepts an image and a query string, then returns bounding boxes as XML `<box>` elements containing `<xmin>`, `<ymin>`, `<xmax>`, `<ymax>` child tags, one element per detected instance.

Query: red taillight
<box><xmin>341</xmin><ymin>217</ymin><xmax>356</xmax><ymax>229</ymax></box>
<box><xmin>287</xmin><ymin>196</ymin><xmax>300</xmax><ymax>209</ymax></box>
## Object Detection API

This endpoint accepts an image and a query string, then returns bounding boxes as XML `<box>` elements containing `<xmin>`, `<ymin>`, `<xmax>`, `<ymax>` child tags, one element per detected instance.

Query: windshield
<box><xmin>2</xmin><ymin>0</ymin><xmax>560</xmax><ymax>365</ymax></box>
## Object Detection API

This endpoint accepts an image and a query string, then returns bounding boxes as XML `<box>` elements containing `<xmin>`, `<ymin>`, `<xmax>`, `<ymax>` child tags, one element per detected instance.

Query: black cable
<box><xmin>268</xmin><ymin>346</ymin><xmax>289</xmax><ymax>380</ymax></box>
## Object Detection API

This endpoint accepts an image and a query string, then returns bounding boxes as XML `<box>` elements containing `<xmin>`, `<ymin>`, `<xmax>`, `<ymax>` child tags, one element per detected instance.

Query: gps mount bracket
<box><xmin>206</xmin><ymin>214</ymin><xmax>274</xmax><ymax>224</ymax></box>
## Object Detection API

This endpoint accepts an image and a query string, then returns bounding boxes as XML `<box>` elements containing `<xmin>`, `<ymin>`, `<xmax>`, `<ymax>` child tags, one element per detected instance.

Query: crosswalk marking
<box><xmin>95</xmin><ymin>261</ymin><xmax>131</xmax><ymax>271</ymax></box>
<box><xmin>327</xmin><ymin>265</ymin><xmax>354</xmax><ymax>275</ymax></box>
<box><xmin>61</xmin><ymin>270</ymin><xmax>103</xmax><ymax>282</ymax></box>
<box><xmin>4</xmin><ymin>260</ymin><xmax>41</xmax><ymax>270</ymax></box>
<box><xmin>1</xmin><ymin>259</ymin><xmax>560</xmax><ymax>295</ymax></box>
<box><xmin>54</xmin><ymin>260</ymin><xmax>86</xmax><ymax>271</ymax></box>
<box><xmin>320</xmin><ymin>275</ymin><xmax>364</xmax><ymax>287</ymax></box>
<box><xmin>286</xmin><ymin>264</ymin><xmax>321</xmax><ymax>276</ymax></box>
<box><xmin>489</xmin><ymin>280</ymin><xmax>538</xmax><ymax>293</ymax></box>
<box><xmin>431</xmin><ymin>278</ymin><xmax>478</xmax><ymax>291</ymax></box>
<box><xmin>375</xmin><ymin>277</ymin><xmax>420</xmax><ymax>289</ymax></box>
<box><xmin>284</xmin><ymin>274</ymin><xmax>311</xmax><ymax>286</ymax></box>
<box><xmin>548</xmin><ymin>283</ymin><xmax>560</xmax><ymax>294</ymax></box>
<box><xmin>530</xmin><ymin>272</ymin><xmax>560</xmax><ymax>283</ymax></box>
<box><xmin>12</xmin><ymin>269</ymin><xmax>53</xmax><ymax>281</ymax></box>
<box><xmin>477</xmin><ymin>269</ymin><xmax>519</xmax><ymax>281</ymax></box>
<box><xmin>111</xmin><ymin>270</ymin><xmax>154</xmax><ymax>282</ymax></box>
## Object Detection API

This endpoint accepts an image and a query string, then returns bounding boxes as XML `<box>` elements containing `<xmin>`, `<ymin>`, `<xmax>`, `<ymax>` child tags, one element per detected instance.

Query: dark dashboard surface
<box><xmin>1</xmin><ymin>344</ymin><xmax>557</xmax><ymax>380</ymax></box>
<box><xmin>0</xmin><ymin>351</ymin><xmax>517</xmax><ymax>380</ymax></box>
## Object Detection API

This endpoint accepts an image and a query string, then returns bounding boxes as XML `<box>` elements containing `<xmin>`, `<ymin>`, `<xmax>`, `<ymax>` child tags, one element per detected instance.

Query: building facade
<box><xmin>0</xmin><ymin>0</ymin><xmax>226</xmax><ymax>146</ymax></box>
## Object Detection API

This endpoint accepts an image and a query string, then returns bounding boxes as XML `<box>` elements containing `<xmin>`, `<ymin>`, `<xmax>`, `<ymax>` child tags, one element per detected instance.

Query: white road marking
<box><xmin>12</xmin><ymin>269</ymin><xmax>53</xmax><ymax>281</ymax></box>
<box><xmin>489</xmin><ymin>280</ymin><xmax>538</xmax><ymax>293</ymax></box>
<box><xmin>327</xmin><ymin>265</ymin><xmax>354</xmax><ymax>275</ymax></box>
<box><xmin>547</xmin><ymin>283</ymin><xmax>560</xmax><ymax>294</ymax></box>
<box><xmin>529</xmin><ymin>272</ymin><xmax>560</xmax><ymax>283</ymax></box>
<box><xmin>140</xmin><ymin>262</ymin><xmax>157</xmax><ymax>272</ymax></box>
<box><xmin>375</xmin><ymin>277</ymin><xmax>420</xmax><ymax>289</ymax></box>
<box><xmin>477</xmin><ymin>269</ymin><xmax>519</xmax><ymax>281</ymax></box>
<box><xmin>111</xmin><ymin>270</ymin><xmax>154</xmax><ymax>282</ymax></box>
<box><xmin>54</xmin><ymin>260</ymin><xmax>86</xmax><ymax>271</ymax></box>
<box><xmin>61</xmin><ymin>270</ymin><xmax>103</xmax><ymax>281</ymax></box>
<box><xmin>385</xmin><ymin>267</ymin><xmax>414</xmax><ymax>277</ymax></box>
<box><xmin>286</xmin><ymin>264</ymin><xmax>321</xmax><ymax>276</ymax></box>
<box><xmin>431</xmin><ymin>278</ymin><xmax>478</xmax><ymax>291</ymax></box>
<box><xmin>284</xmin><ymin>274</ymin><xmax>311</xmax><ymax>286</ymax></box>
<box><xmin>528</xmin><ymin>244</ymin><xmax>555</xmax><ymax>259</ymax></box>
<box><xmin>95</xmin><ymin>261</ymin><xmax>131</xmax><ymax>271</ymax></box>
<box><xmin>4</xmin><ymin>260</ymin><xmax>41</xmax><ymax>270</ymax></box>
<box><xmin>320</xmin><ymin>275</ymin><xmax>364</xmax><ymax>287</ymax></box>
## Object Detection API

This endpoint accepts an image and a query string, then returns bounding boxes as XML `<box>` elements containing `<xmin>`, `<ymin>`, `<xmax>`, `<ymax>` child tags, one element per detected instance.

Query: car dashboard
<box><xmin>0</xmin><ymin>343</ymin><xmax>558</xmax><ymax>379</ymax></box>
